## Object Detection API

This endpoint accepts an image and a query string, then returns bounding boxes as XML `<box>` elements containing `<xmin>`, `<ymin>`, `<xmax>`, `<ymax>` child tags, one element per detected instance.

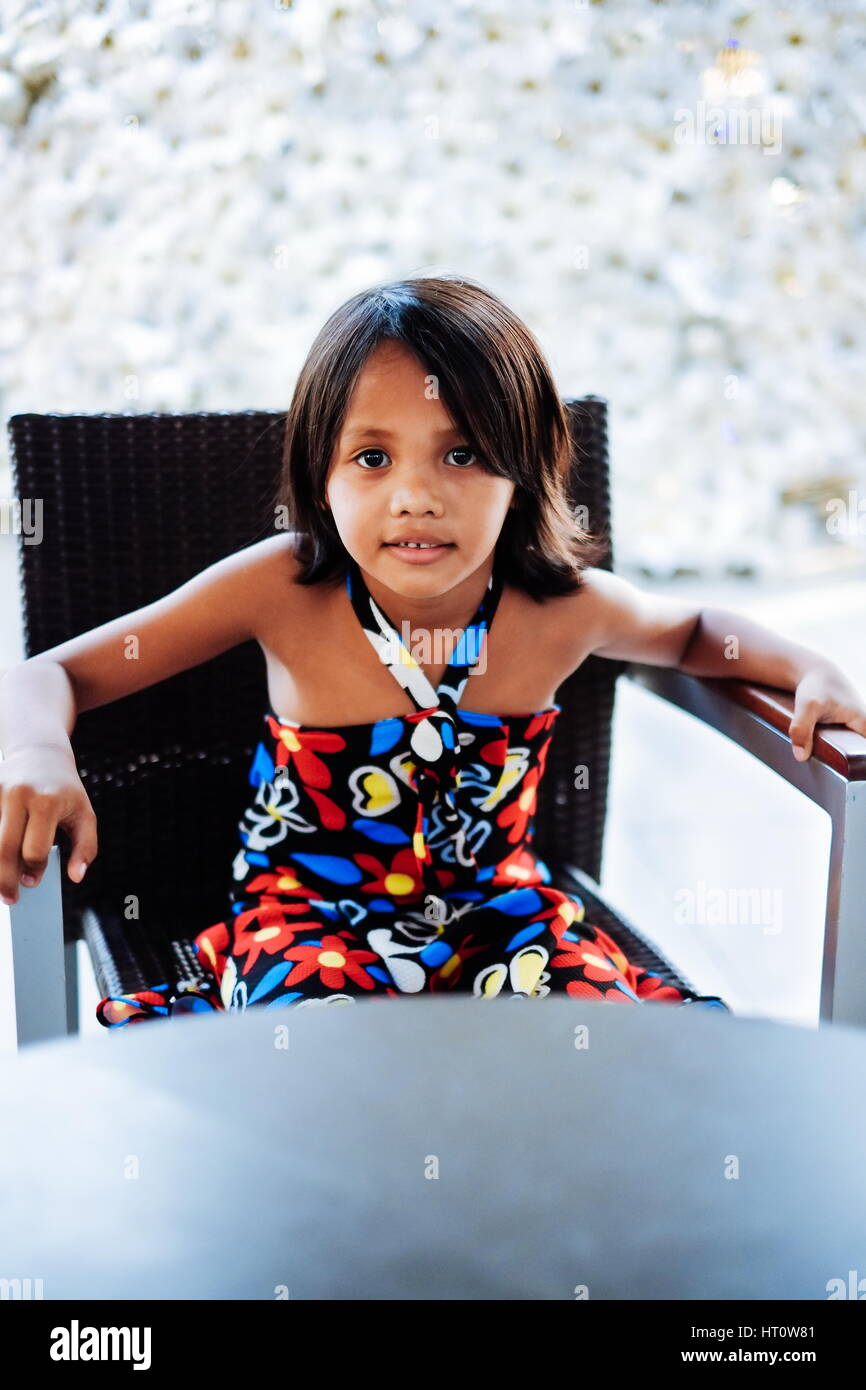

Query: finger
<box><xmin>18</xmin><ymin>805</ymin><xmax>60</xmax><ymax>888</ymax></box>
<box><xmin>60</xmin><ymin>806</ymin><xmax>98</xmax><ymax>882</ymax></box>
<box><xmin>789</xmin><ymin>691</ymin><xmax>825</xmax><ymax>759</ymax></box>
<box><xmin>0</xmin><ymin>795</ymin><xmax>28</xmax><ymax>904</ymax></box>
<box><xmin>788</xmin><ymin>716</ymin><xmax>814</xmax><ymax>760</ymax></box>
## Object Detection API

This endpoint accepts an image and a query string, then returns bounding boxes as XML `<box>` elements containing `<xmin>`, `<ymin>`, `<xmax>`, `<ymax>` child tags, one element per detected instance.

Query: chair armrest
<box><xmin>5</xmin><ymin>844</ymin><xmax>75</xmax><ymax>1048</ymax></box>
<box><xmin>622</xmin><ymin>663</ymin><xmax>866</xmax><ymax>1027</ymax></box>
<box><xmin>623</xmin><ymin>664</ymin><xmax>866</xmax><ymax>794</ymax></box>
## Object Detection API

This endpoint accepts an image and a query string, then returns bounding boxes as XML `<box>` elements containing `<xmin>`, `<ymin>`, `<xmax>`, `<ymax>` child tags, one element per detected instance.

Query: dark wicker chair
<box><xmin>5</xmin><ymin>401</ymin><xmax>866</xmax><ymax>1047</ymax></box>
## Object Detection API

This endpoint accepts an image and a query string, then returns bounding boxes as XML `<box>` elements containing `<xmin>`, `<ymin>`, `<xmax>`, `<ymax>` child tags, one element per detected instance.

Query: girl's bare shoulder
<box><xmin>251</xmin><ymin>543</ymin><xmax>605</xmax><ymax>650</ymax></box>
<box><xmin>19</xmin><ymin>532</ymin><xmax>310</xmax><ymax>717</ymax></box>
<box><xmin>248</xmin><ymin>532</ymin><xmax>336</xmax><ymax>637</ymax></box>
<box><xmin>540</xmin><ymin>565</ymin><xmax>703</xmax><ymax>667</ymax></box>
<box><xmin>514</xmin><ymin>567</ymin><xmax>607</xmax><ymax>675</ymax></box>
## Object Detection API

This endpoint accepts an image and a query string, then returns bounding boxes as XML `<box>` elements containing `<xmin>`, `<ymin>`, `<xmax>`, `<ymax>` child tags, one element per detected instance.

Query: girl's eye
<box><xmin>445</xmin><ymin>446</ymin><xmax>479</xmax><ymax>467</ymax></box>
<box><xmin>353</xmin><ymin>446</ymin><xmax>480</xmax><ymax>469</ymax></box>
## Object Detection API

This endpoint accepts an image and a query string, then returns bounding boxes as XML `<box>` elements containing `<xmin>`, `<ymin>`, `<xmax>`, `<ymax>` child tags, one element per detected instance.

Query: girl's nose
<box><xmin>389</xmin><ymin>471</ymin><xmax>444</xmax><ymax>509</ymax></box>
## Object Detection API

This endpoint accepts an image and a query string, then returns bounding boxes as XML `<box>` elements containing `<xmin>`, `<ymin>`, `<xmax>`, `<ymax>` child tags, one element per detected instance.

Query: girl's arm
<box><xmin>0</xmin><ymin>659</ymin><xmax>78</xmax><ymax>759</ymax></box>
<box><xmin>579</xmin><ymin>568</ymin><xmax>866</xmax><ymax>761</ymax></box>
<box><xmin>0</xmin><ymin>537</ymin><xmax>276</xmax><ymax>741</ymax></box>
<box><xmin>675</xmin><ymin>607</ymin><xmax>866</xmax><ymax>760</ymax></box>
<box><xmin>0</xmin><ymin>537</ymin><xmax>283</xmax><ymax>902</ymax></box>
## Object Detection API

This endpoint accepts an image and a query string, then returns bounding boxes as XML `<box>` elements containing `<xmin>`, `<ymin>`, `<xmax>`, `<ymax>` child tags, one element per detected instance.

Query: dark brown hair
<box><xmin>271</xmin><ymin>273</ymin><xmax>609</xmax><ymax>600</ymax></box>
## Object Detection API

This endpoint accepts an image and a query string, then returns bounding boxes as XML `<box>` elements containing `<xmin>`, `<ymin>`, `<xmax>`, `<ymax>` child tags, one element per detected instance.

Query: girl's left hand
<box><xmin>789</xmin><ymin>663</ymin><xmax>866</xmax><ymax>760</ymax></box>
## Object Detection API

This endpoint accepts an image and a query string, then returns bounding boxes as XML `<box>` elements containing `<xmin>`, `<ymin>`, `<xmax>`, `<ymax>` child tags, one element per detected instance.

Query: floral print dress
<box><xmin>96</xmin><ymin>554</ymin><xmax>730</xmax><ymax>1025</ymax></box>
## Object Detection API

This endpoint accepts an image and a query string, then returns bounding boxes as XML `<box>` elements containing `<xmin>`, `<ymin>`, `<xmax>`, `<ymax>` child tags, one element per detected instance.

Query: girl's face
<box><xmin>323</xmin><ymin>340</ymin><xmax>515</xmax><ymax>596</ymax></box>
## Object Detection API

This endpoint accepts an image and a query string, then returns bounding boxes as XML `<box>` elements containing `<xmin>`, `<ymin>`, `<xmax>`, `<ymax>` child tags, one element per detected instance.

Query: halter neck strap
<box><xmin>343</xmin><ymin>552</ymin><xmax>506</xmax><ymax>909</ymax></box>
<box><xmin>345</xmin><ymin>554</ymin><xmax>504</xmax><ymax>714</ymax></box>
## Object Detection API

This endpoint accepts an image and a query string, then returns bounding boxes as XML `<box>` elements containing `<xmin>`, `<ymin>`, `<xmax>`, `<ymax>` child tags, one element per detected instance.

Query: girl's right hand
<box><xmin>0</xmin><ymin>745</ymin><xmax>98</xmax><ymax>905</ymax></box>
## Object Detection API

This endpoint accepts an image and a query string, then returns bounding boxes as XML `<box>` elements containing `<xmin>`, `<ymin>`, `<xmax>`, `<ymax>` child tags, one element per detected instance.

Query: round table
<box><xmin>1</xmin><ymin>997</ymin><xmax>863</xmax><ymax>1299</ymax></box>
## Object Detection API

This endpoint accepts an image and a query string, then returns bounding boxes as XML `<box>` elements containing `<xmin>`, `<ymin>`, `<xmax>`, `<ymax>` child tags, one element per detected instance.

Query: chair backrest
<box><xmin>535</xmin><ymin>398</ymin><xmax>626</xmax><ymax>877</ymax></box>
<box><xmin>7</xmin><ymin>400</ymin><xmax>625</xmax><ymax>942</ymax></box>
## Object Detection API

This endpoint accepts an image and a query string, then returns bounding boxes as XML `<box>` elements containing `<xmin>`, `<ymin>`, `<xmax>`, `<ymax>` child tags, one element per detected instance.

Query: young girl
<box><xmin>2</xmin><ymin>275</ymin><xmax>865</xmax><ymax>1026</ymax></box>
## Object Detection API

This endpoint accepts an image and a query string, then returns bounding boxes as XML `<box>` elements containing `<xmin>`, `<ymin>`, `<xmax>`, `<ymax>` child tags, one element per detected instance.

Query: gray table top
<box><xmin>1</xmin><ymin>997</ymin><xmax>864</xmax><ymax>1300</ymax></box>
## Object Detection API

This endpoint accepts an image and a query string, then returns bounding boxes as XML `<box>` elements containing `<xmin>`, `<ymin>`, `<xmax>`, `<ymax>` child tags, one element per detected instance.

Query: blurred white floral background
<box><xmin>1</xmin><ymin>0</ymin><xmax>865</xmax><ymax>579</ymax></box>
<box><xmin>1</xmin><ymin>0</ymin><xmax>865</xmax><ymax>1040</ymax></box>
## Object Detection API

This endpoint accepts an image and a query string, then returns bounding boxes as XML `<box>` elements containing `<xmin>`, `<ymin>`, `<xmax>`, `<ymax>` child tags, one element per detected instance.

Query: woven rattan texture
<box><xmin>8</xmin><ymin>400</ymin><xmax>690</xmax><ymax>994</ymax></box>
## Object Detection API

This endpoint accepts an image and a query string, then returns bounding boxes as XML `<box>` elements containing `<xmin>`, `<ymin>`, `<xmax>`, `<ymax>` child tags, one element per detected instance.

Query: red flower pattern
<box><xmin>99</xmin><ymin>705</ymin><xmax>725</xmax><ymax>1025</ymax></box>
<box><xmin>282</xmin><ymin>933</ymin><xmax>382</xmax><ymax>991</ymax></box>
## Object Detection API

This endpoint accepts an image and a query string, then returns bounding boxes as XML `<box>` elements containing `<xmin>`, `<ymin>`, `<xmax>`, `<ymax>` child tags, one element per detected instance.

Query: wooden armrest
<box><xmin>623</xmin><ymin>664</ymin><xmax>866</xmax><ymax>807</ymax></box>
<box><xmin>622</xmin><ymin>663</ymin><xmax>866</xmax><ymax>1027</ymax></box>
<box><xmin>698</xmin><ymin>676</ymin><xmax>865</xmax><ymax>781</ymax></box>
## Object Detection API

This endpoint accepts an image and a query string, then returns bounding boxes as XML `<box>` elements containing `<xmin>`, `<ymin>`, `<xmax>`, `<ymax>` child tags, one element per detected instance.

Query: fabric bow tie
<box><xmin>345</xmin><ymin>555</ymin><xmax>504</xmax><ymax>914</ymax></box>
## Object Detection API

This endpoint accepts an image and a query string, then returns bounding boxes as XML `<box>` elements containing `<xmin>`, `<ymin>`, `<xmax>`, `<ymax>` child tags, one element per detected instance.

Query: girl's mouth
<box><xmin>383</xmin><ymin>542</ymin><xmax>455</xmax><ymax>564</ymax></box>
